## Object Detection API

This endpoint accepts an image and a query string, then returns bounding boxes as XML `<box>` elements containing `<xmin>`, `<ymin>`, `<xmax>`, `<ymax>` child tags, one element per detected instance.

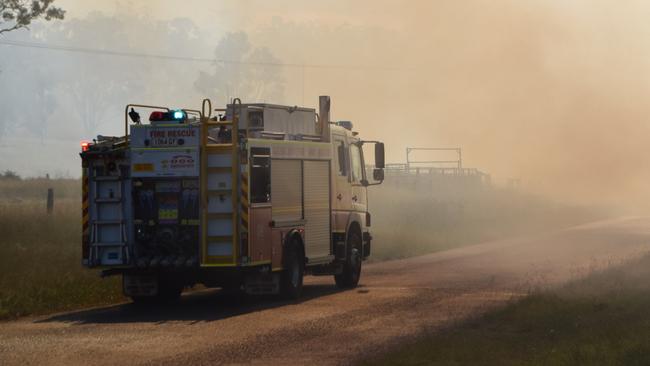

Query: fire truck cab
<box><xmin>80</xmin><ymin>96</ymin><xmax>384</xmax><ymax>301</ymax></box>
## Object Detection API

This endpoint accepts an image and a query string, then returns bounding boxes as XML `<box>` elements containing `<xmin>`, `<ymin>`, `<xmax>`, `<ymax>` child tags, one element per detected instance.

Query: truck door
<box><xmin>349</xmin><ymin>142</ymin><xmax>368</xmax><ymax>214</ymax></box>
<box><xmin>332</xmin><ymin>134</ymin><xmax>352</xmax><ymax>233</ymax></box>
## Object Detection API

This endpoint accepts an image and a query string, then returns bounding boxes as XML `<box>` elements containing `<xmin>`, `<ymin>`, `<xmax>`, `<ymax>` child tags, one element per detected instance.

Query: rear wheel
<box><xmin>335</xmin><ymin>231</ymin><xmax>362</xmax><ymax>288</ymax></box>
<box><xmin>281</xmin><ymin>237</ymin><xmax>304</xmax><ymax>300</ymax></box>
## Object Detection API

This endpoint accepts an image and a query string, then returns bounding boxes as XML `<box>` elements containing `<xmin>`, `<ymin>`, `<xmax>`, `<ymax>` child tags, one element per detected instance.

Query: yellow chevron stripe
<box><xmin>82</xmin><ymin>169</ymin><xmax>89</xmax><ymax>243</ymax></box>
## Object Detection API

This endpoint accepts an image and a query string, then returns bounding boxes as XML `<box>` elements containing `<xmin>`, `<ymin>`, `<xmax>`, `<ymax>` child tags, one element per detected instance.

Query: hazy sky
<box><xmin>5</xmin><ymin>1</ymin><xmax>650</xmax><ymax>208</ymax></box>
<box><xmin>56</xmin><ymin>0</ymin><xmax>404</xmax><ymax>31</ymax></box>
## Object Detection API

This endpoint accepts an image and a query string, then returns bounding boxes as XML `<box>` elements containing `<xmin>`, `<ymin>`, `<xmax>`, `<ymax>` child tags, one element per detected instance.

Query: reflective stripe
<box><xmin>81</xmin><ymin>168</ymin><xmax>90</xmax><ymax>258</ymax></box>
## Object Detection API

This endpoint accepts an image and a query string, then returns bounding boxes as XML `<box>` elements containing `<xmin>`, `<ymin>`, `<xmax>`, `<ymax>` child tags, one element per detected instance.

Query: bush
<box><xmin>1</xmin><ymin>170</ymin><xmax>21</xmax><ymax>180</ymax></box>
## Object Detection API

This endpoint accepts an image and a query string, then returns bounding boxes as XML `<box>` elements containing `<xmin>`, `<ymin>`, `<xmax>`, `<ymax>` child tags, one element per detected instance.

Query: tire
<box><xmin>335</xmin><ymin>231</ymin><xmax>362</xmax><ymax>289</ymax></box>
<box><xmin>281</xmin><ymin>237</ymin><xmax>304</xmax><ymax>300</ymax></box>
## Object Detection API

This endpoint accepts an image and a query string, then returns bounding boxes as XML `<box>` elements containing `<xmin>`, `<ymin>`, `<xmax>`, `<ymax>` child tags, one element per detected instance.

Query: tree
<box><xmin>0</xmin><ymin>0</ymin><xmax>64</xmax><ymax>35</ymax></box>
<box><xmin>1</xmin><ymin>170</ymin><xmax>20</xmax><ymax>180</ymax></box>
<box><xmin>0</xmin><ymin>11</ymin><xmax>211</xmax><ymax>141</ymax></box>
<box><xmin>49</xmin><ymin>12</ymin><xmax>147</xmax><ymax>135</ymax></box>
<box><xmin>0</xmin><ymin>1</ymin><xmax>64</xmax><ymax>137</ymax></box>
<box><xmin>195</xmin><ymin>32</ymin><xmax>285</xmax><ymax>103</ymax></box>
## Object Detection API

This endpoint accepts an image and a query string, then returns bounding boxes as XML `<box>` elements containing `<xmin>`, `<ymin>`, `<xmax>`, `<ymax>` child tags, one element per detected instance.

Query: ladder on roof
<box><xmin>200</xmin><ymin>99</ymin><xmax>248</xmax><ymax>266</ymax></box>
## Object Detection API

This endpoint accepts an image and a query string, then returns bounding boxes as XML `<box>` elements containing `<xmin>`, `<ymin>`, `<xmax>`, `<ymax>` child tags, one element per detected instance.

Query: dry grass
<box><xmin>0</xmin><ymin>193</ymin><xmax>123</xmax><ymax>319</ymax></box>
<box><xmin>0</xmin><ymin>177</ymin><xmax>80</xmax><ymax>201</ymax></box>
<box><xmin>369</xmin><ymin>183</ymin><xmax>605</xmax><ymax>261</ymax></box>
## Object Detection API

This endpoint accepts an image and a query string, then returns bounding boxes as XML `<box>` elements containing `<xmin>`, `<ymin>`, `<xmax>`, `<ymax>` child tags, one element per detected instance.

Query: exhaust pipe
<box><xmin>319</xmin><ymin>95</ymin><xmax>331</xmax><ymax>142</ymax></box>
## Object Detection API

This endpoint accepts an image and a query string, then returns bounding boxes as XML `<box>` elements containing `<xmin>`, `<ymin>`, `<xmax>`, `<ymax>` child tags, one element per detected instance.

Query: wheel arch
<box><xmin>345</xmin><ymin>214</ymin><xmax>363</xmax><ymax>240</ymax></box>
<box><xmin>346</xmin><ymin>220</ymin><xmax>362</xmax><ymax>244</ymax></box>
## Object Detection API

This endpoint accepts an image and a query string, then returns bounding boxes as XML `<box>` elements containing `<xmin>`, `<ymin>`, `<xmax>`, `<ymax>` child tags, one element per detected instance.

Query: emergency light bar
<box><xmin>149</xmin><ymin>109</ymin><xmax>187</xmax><ymax>123</ymax></box>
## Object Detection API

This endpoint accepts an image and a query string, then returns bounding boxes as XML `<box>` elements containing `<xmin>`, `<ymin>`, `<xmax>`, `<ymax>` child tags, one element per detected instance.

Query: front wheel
<box><xmin>281</xmin><ymin>237</ymin><xmax>304</xmax><ymax>300</ymax></box>
<box><xmin>335</xmin><ymin>231</ymin><xmax>362</xmax><ymax>288</ymax></box>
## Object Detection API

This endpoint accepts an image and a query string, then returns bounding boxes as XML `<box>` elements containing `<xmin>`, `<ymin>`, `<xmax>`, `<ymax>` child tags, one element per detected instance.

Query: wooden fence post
<box><xmin>47</xmin><ymin>188</ymin><xmax>54</xmax><ymax>214</ymax></box>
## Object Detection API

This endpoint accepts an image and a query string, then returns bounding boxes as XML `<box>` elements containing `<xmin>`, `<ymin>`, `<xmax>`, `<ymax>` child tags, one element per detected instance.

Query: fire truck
<box><xmin>80</xmin><ymin>96</ymin><xmax>385</xmax><ymax>302</ymax></box>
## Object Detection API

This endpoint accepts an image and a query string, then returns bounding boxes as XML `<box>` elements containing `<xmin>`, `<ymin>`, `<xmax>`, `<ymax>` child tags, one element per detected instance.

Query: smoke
<box><xmin>234</xmin><ymin>0</ymin><xmax>650</xmax><ymax>209</ymax></box>
<box><xmin>259</xmin><ymin>0</ymin><xmax>650</xmax><ymax>209</ymax></box>
<box><xmin>395</xmin><ymin>0</ymin><xmax>650</xmax><ymax>208</ymax></box>
<box><xmin>6</xmin><ymin>0</ymin><xmax>650</xmax><ymax>209</ymax></box>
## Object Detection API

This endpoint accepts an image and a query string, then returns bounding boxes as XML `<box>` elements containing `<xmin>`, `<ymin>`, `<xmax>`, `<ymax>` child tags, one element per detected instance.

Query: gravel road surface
<box><xmin>2</xmin><ymin>217</ymin><xmax>649</xmax><ymax>365</ymax></box>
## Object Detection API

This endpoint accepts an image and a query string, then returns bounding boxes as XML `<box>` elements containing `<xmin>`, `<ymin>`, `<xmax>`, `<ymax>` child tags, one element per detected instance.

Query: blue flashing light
<box><xmin>173</xmin><ymin>110</ymin><xmax>185</xmax><ymax>120</ymax></box>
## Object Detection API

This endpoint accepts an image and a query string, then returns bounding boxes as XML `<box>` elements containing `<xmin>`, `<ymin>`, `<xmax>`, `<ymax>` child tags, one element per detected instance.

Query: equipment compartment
<box><xmin>132</xmin><ymin>178</ymin><xmax>200</xmax><ymax>268</ymax></box>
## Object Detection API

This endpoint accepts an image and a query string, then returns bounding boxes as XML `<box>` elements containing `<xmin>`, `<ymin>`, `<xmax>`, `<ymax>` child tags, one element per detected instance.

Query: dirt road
<box><xmin>2</xmin><ymin>217</ymin><xmax>650</xmax><ymax>366</ymax></box>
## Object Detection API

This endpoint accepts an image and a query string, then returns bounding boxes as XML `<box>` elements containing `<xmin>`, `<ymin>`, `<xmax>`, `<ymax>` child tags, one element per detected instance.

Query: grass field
<box><xmin>365</xmin><ymin>253</ymin><xmax>650</xmax><ymax>366</ymax></box>
<box><xmin>0</xmin><ymin>179</ymin><xmax>123</xmax><ymax>319</ymax></box>
<box><xmin>369</xmin><ymin>183</ymin><xmax>605</xmax><ymax>261</ymax></box>
<box><xmin>0</xmin><ymin>177</ymin><xmax>606</xmax><ymax>320</ymax></box>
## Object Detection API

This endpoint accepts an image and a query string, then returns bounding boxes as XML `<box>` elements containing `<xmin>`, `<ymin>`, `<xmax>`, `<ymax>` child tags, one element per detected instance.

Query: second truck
<box><xmin>80</xmin><ymin>96</ymin><xmax>385</xmax><ymax>301</ymax></box>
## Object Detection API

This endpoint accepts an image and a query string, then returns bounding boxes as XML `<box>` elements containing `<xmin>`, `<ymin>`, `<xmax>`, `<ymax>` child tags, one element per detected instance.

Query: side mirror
<box><xmin>373</xmin><ymin>168</ymin><xmax>384</xmax><ymax>181</ymax></box>
<box><xmin>375</xmin><ymin>142</ymin><xmax>385</xmax><ymax>169</ymax></box>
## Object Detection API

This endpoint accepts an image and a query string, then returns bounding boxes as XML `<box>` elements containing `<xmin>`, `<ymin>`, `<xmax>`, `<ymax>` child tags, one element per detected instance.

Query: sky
<box><xmin>56</xmin><ymin>0</ymin><xmax>404</xmax><ymax>30</ymax></box>
<box><xmin>4</xmin><ymin>0</ymin><xmax>650</xmax><ymax>209</ymax></box>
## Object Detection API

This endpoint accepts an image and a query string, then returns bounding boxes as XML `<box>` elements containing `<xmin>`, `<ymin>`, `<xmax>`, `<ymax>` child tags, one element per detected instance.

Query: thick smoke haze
<box><xmin>397</xmin><ymin>1</ymin><xmax>650</xmax><ymax>208</ymax></box>
<box><xmin>2</xmin><ymin>0</ymin><xmax>650</xmax><ymax>209</ymax></box>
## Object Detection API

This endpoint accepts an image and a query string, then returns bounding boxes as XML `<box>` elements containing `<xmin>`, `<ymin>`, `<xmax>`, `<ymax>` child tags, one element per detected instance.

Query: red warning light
<box><xmin>149</xmin><ymin>111</ymin><xmax>165</xmax><ymax>121</ymax></box>
<box><xmin>81</xmin><ymin>141</ymin><xmax>90</xmax><ymax>152</ymax></box>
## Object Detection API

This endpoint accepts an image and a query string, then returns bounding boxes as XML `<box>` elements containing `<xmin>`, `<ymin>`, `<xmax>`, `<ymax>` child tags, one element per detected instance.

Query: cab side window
<box><xmin>335</xmin><ymin>140</ymin><xmax>348</xmax><ymax>177</ymax></box>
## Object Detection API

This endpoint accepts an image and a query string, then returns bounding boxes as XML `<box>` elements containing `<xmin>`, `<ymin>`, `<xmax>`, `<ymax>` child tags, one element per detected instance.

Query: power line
<box><xmin>0</xmin><ymin>39</ymin><xmax>404</xmax><ymax>71</ymax></box>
